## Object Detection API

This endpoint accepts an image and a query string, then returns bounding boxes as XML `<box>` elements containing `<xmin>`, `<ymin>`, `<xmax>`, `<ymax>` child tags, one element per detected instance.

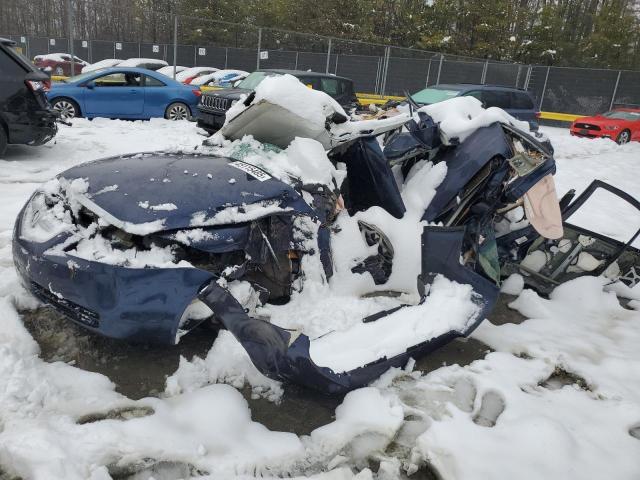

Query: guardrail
<box><xmin>48</xmin><ymin>75</ymin><xmax>582</xmax><ymax>123</ymax></box>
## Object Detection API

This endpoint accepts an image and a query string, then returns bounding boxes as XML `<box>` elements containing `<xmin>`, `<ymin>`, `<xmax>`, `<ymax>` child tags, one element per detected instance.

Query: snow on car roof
<box><xmin>175</xmin><ymin>66</ymin><xmax>219</xmax><ymax>81</ymax></box>
<box><xmin>34</xmin><ymin>53</ymin><xmax>88</xmax><ymax>64</ymax></box>
<box><xmin>81</xmin><ymin>58</ymin><xmax>123</xmax><ymax>72</ymax></box>
<box><xmin>118</xmin><ymin>58</ymin><xmax>168</xmax><ymax>67</ymax></box>
<box><xmin>190</xmin><ymin>69</ymin><xmax>248</xmax><ymax>86</ymax></box>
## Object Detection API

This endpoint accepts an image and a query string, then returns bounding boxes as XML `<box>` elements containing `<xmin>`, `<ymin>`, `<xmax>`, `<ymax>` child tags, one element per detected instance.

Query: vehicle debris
<box><xmin>13</xmin><ymin>75</ymin><xmax>640</xmax><ymax>393</ymax></box>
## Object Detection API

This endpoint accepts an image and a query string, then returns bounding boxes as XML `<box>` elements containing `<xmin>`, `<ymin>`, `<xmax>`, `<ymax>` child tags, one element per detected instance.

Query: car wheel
<box><xmin>0</xmin><ymin>126</ymin><xmax>7</xmax><ymax>157</ymax></box>
<box><xmin>165</xmin><ymin>102</ymin><xmax>191</xmax><ymax>121</ymax></box>
<box><xmin>51</xmin><ymin>98</ymin><xmax>80</xmax><ymax>119</ymax></box>
<box><xmin>616</xmin><ymin>129</ymin><xmax>631</xmax><ymax>145</ymax></box>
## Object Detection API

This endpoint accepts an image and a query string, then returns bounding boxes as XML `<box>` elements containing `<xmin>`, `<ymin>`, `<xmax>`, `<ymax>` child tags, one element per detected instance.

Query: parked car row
<box><xmin>2</xmin><ymin>34</ymin><xmax>638</xmax><ymax>157</ymax></box>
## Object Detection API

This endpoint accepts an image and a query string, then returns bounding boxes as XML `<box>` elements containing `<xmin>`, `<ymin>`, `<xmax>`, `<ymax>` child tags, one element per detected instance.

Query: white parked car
<box><xmin>81</xmin><ymin>58</ymin><xmax>123</xmax><ymax>73</ymax></box>
<box><xmin>117</xmin><ymin>58</ymin><xmax>168</xmax><ymax>70</ymax></box>
<box><xmin>156</xmin><ymin>65</ymin><xmax>188</xmax><ymax>77</ymax></box>
<box><xmin>190</xmin><ymin>69</ymin><xmax>249</xmax><ymax>87</ymax></box>
<box><xmin>175</xmin><ymin>67</ymin><xmax>219</xmax><ymax>84</ymax></box>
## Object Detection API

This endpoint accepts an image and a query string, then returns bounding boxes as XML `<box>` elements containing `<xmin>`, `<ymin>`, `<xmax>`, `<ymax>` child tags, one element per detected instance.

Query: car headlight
<box><xmin>20</xmin><ymin>191</ymin><xmax>73</xmax><ymax>243</ymax></box>
<box><xmin>604</xmin><ymin>125</ymin><xmax>620</xmax><ymax>130</ymax></box>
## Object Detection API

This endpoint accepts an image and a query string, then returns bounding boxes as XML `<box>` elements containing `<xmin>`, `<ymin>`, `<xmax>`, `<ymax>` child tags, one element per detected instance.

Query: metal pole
<box><xmin>26</xmin><ymin>36</ymin><xmax>30</xmax><ymax>59</ymax></box>
<box><xmin>515</xmin><ymin>65</ymin><xmax>522</xmax><ymax>87</ymax></box>
<box><xmin>256</xmin><ymin>28</ymin><xmax>262</xmax><ymax>70</ymax></box>
<box><xmin>173</xmin><ymin>15</ymin><xmax>178</xmax><ymax>79</ymax></box>
<box><xmin>325</xmin><ymin>38</ymin><xmax>332</xmax><ymax>74</ymax></box>
<box><xmin>524</xmin><ymin>65</ymin><xmax>532</xmax><ymax>90</ymax></box>
<box><xmin>425</xmin><ymin>58</ymin><xmax>432</xmax><ymax>87</ymax></box>
<box><xmin>294</xmin><ymin>51</ymin><xmax>299</xmax><ymax>70</ymax></box>
<box><xmin>194</xmin><ymin>46</ymin><xmax>197</xmax><ymax>66</ymax></box>
<box><xmin>480</xmin><ymin>59</ymin><xmax>488</xmax><ymax>84</ymax></box>
<box><xmin>334</xmin><ymin>53</ymin><xmax>338</xmax><ymax>74</ymax></box>
<box><xmin>225</xmin><ymin>47</ymin><xmax>228</xmax><ymax>69</ymax></box>
<box><xmin>539</xmin><ymin>66</ymin><xmax>551</xmax><ymax>110</ymax></box>
<box><xmin>67</xmin><ymin>0</ymin><xmax>75</xmax><ymax>78</ymax></box>
<box><xmin>374</xmin><ymin>56</ymin><xmax>382</xmax><ymax>94</ymax></box>
<box><xmin>609</xmin><ymin>71</ymin><xmax>622</xmax><ymax>110</ymax></box>
<box><xmin>138</xmin><ymin>42</ymin><xmax>141</xmax><ymax>58</ymax></box>
<box><xmin>380</xmin><ymin>46</ymin><xmax>390</xmax><ymax>96</ymax></box>
<box><xmin>436</xmin><ymin>54</ymin><xmax>444</xmax><ymax>84</ymax></box>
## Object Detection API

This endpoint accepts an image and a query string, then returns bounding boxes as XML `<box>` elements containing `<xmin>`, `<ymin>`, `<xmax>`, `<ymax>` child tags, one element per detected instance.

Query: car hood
<box><xmin>574</xmin><ymin>115</ymin><xmax>625</xmax><ymax>126</ymax></box>
<box><xmin>59</xmin><ymin>152</ymin><xmax>310</xmax><ymax>234</ymax></box>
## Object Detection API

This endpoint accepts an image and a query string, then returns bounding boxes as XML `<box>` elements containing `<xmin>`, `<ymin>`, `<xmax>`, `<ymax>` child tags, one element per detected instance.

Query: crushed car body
<box><xmin>13</xmin><ymin>75</ymin><xmax>640</xmax><ymax>394</ymax></box>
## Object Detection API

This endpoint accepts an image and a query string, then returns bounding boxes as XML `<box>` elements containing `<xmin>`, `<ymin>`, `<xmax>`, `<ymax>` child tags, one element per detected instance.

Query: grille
<box><xmin>31</xmin><ymin>281</ymin><xmax>100</xmax><ymax>328</ymax></box>
<box><xmin>201</xmin><ymin>95</ymin><xmax>230</xmax><ymax>112</ymax></box>
<box><xmin>574</xmin><ymin>122</ymin><xmax>601</xmax><ymax>131</ymax></box>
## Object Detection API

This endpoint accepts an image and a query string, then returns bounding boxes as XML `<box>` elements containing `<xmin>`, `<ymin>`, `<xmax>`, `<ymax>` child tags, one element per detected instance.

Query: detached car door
<box><xmin>84</xmin><ymin>71</ymin><xmax>144</xmax><ymax>117</ymax></box>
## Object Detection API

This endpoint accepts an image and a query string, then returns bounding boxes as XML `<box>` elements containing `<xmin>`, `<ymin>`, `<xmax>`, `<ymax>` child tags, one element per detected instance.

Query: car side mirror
<box><xmin>86</xmin><ymin>82</ymin><xmax>95</xmax><ymax>90</ymax></box>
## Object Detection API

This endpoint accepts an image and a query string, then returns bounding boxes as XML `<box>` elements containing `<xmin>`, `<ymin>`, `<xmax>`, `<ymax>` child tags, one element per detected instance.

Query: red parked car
<box><xmin>570</xmin><ymin>107</ymin><xmax>640</xmax><ymax>144</ymax></box>
<box><xmin>33</xmin><ymin>53</ymin><xmax>88</xmax><ymax>76</ymax></box>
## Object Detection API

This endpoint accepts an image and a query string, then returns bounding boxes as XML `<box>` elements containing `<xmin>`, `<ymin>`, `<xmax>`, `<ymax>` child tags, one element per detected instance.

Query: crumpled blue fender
<box><xmin>197</xmin><ymin>225</ymin><xmax>499</xmax><ymax>394</ymax></box>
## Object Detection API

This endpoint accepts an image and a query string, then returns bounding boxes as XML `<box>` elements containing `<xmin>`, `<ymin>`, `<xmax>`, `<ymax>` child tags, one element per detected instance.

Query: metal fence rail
<box><xmin>4</xmin><ymin>13</ymin><xmax>640</xmax><ymax>117</ymax></box>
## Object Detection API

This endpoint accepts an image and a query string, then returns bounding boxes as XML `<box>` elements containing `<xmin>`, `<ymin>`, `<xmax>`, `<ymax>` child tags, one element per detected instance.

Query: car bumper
<box><xmin>569</xmin><ymin>127</ymin><xmax>615</xmax><ymax>140</ymax></box>
<box><xmin>7</xmin><ymin>109</ymin><xmax>58</xmax><ymax>146</ymax></box>
<box><xmin>12</xmin><ymin>206</ymin><xmax>214</xmax><ymax>345</ymax></box>
<box><xmin>197</xmin><ymin>107</ymin><xmax>226</xmax><ymax>132</ymax></box>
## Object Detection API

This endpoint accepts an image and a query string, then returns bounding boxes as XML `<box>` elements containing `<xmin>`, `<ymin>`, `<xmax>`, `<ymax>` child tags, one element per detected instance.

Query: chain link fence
<box><xmin>4</xmin><ymin>13</ymin><xmax>640</xmax><ymax>116</ymax></box>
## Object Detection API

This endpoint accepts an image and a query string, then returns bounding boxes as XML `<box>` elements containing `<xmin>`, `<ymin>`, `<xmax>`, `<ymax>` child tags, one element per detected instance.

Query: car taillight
<box><xmin>535</xmin><ymin>112</ymin><xmax>541</xmax><ymax>119</ymax></box>
<box><xmin>192</xmin><ymin>89</ymin><xmax>202</xmax><ymax>97</ymax></box>
<box><xmin>25</xmin><ymin>79</ymin><xmax>51</xmax><ymax>93</ymax></box>
<box><xmin>184</xmin><ymin>76</ymin><xmax>195</xmax><ymax>84</ymax></box>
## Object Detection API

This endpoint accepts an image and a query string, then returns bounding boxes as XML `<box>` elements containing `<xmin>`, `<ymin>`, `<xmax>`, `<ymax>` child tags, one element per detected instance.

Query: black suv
<box><xmin>198</xmin><ymin>69</ymin><xmax>357</xmax><ymax>134</ymax></box>
<box><xmin>0</xmin><ymin>37</ymin><xmax>57</xmax><ymax>156</ymax></box>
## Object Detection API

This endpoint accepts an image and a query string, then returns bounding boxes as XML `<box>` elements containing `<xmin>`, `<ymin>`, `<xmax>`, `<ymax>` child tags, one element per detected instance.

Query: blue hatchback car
<box><xmin>410</xmin><ymin>84</ymin><xmax>541</xmax><ymax>129</ymax></box>
<box><xmin>47</xmin><ymin>67</ymin><xmax>201</xmax><ymax>121</ymax></box>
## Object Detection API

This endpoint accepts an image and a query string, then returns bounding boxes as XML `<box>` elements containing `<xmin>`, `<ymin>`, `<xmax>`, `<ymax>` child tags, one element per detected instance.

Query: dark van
<box><xmin>0</xmin><ymin>37</ymin><xmax>57</xmax><ymax>156</ymax></box>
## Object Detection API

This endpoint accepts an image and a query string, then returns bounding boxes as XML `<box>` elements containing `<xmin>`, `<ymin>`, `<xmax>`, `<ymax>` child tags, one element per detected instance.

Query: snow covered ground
<box><xmin>0</xmin><ymin>120</ymin><xmax>639</xmax><ymax>479</ymax></box>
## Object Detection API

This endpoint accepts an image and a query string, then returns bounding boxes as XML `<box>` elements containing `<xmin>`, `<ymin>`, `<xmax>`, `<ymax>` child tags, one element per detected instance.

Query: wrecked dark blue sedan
<box><xmin>13</xmin><ymin>77</ymin><xmax>640</xmax><ymax>393</ymax></box>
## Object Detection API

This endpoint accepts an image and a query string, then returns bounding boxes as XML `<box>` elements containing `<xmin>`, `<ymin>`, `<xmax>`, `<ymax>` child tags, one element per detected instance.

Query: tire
<box><xmin>51</xmin><ymin>97</ymin><xmax>80</xmax><ymax>119</ymax></box>
<box><xmin>165</xmin><ymin>102</ymin><xmax>191</xmax><ymax>121</ymax></box>
<box><xmin>616</xmin><ymin>129</ymin><xmax>631</xmax><ymax>145</ymax></box>
<box><xmin>0</xmin><ymin>126</ymin><xmax>7</xmax><ymax>158</ymax></box>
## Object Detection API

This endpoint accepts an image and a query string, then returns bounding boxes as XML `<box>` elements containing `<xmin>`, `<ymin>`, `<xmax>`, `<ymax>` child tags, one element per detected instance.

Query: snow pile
<box><xmin>417</xmin><ymin>96</ymin><xmax>531</xmax><ymax>144</ymax></box>
<box><xmin>166</xmin><ymin>330</ymin><xmax>284</xmax><ymax>402</ymax></box>
<box><xmin>309</xmin><ymin>276</ymin><xmax>480</xmax><ymax>373</ymax></box>
<box><xmin>225</xmin><ymin>74</ymin><xmax>346</xmax><ymax>125</ymax></box>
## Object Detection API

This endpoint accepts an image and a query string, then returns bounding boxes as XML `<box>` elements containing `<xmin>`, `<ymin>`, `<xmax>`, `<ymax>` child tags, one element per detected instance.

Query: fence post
<box><xmin>539</xmin><ymin>66</ymin><xmax>551</xmax><ymax>110</ymax></box>
<box><xmin>425</xmin><ymin>58</ymin><xmax>431</xmax><ymax>87</ymax></box>
<box><xmin>380</xmin><ymin>46</ymin><xmax>390</xmax><ymax>96</ymax></box>
<box><xmin>256</xmin><ymin>28</ymin><xmax>262</xmax><ymax>70</ymax></box>
<box><xmin>609</xmin><ymin>70</ymin><xmax>622</xmax><ymax>110</ymax></box>
<box><xmin>193</xmin><ymin>45</ymin><xmax>197</xmax><ymax>66</ymax></box>
<box><xmin>436</xmin><ymin>54</ymin><xmax>444</xmax><ymax>84</ymax></box>
<box><xmin>172</xmin><ymin>15</ymin><xmax>178</xmax><ymax>79</ymax></box>
<box><xmin>374</xmin><ymin>56</ymin><xmax>382</xmax><ymax>94</ymax></box>
<box><xmin>515</xmin><ymin>65</ymin><xmax>522</xmax><ymax>87</ymax></box>
<box><xmin>325</xmin><ymin>37</ymin><xmax>332</xmax><ymax>74</ymax></box>
<box><xmin>480</xmin><ymin>59</ymin><xmax>488</xmax><ymax>84</ymax></box>
<box><xmin>294</xmin><ymin>51</ymin><xmax>299</xmax><ymax>70</ymax></box>
<box><xmin>334</xmin><ymin>54</ymin><xmax>338</xmax><ymax>74</ymax></box>
<box><xmin>225</xmin><ymin>47</ymin><xmax>228</xmax><ymax>68</ymax></box>
<box><xmin>67</xmin><ymin>0</ymin><xmax>75</xmax><ymax>77</ymax></box>
<box><xmin>26</xmin><ymin>36</ymin><xmax>30</xmax><ymax>60</ymax></box>
<box><xmin>523</xmin><ymin>65</ymin><xmax>532</xmax><ymax>90</ymax></box>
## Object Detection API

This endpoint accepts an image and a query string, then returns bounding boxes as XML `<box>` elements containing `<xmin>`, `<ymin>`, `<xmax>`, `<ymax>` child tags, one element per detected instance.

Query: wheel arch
<box><xmin>50</xmin><ymin>95</ymin><xmax>82</xmax><ymax>116</ymax></box>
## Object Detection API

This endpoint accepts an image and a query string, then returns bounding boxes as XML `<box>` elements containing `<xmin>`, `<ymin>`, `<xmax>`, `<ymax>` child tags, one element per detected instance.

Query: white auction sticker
<box><xmin>152</xmin><ymin>45</ymin><xmax>159</xmax><ymax>53</ymax></box>
<box><xmin>115</xmin><ymin>42</ymin><xmax>122</xmax><ymax>50</ymax></box>
<box><xmin>229</xmin><ymin>161</ymin><xmax>271</xmax><ymax>182</ymax></box>
<box><xmin>198</xmin><ymin>47</ymin><xmax>206</xmax><ymax>56</ymax></box>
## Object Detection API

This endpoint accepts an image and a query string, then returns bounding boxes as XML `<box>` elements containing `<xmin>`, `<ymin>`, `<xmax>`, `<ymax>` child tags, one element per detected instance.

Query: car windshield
<box><xmin>236</xmin><ymin>71</ymin><xmax>279</xmax><ymax>90</ymax></box>
<box><xmin>411</xmin><ymin>88</ymin><xmax>461</xmax><ymax>105</ymax></box>
<box><xmin>601</xmin><ymin>110</ymin><xmax>640</xmax><ymax>120</ymax></box>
